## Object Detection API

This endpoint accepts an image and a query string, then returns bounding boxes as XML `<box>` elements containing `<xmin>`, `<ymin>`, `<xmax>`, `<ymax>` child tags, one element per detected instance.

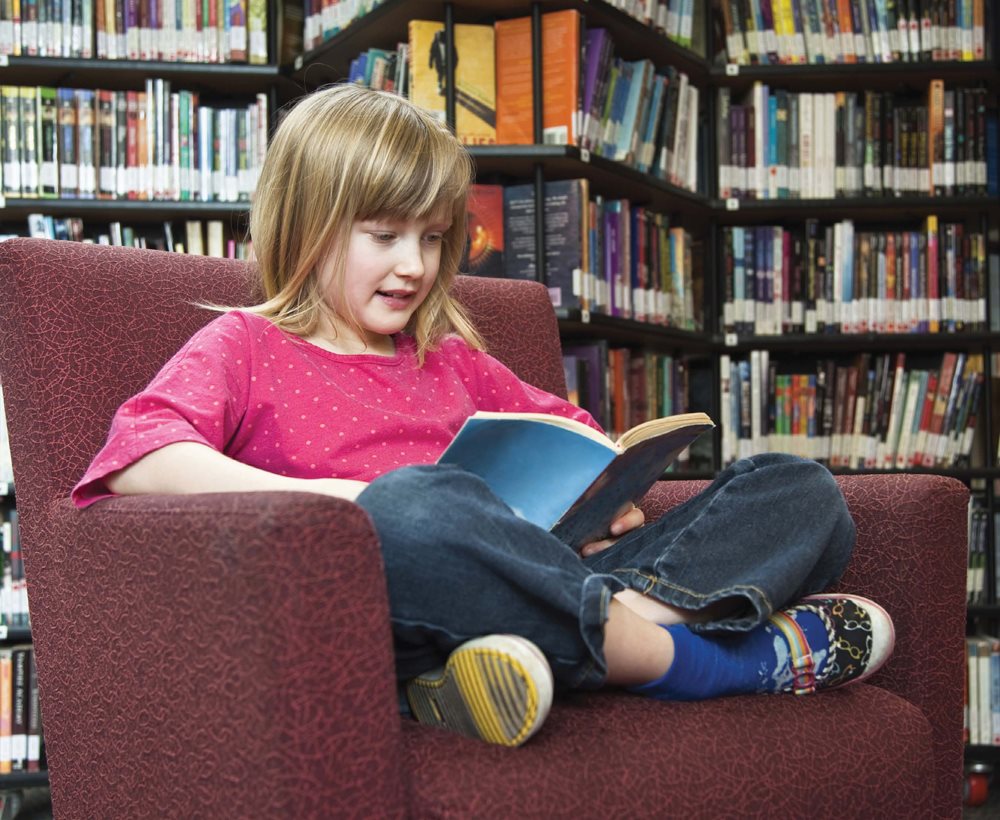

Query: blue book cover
<box><xmin>615</xmin><ymin>59</ymin><xmax>654</xmax><ymax>165</ymax></box>
<box><xmin>636</xmin><ymin>74</ymin><xmax>666</xmax><ymax>174</ymax></box>
<box><xmin>744</xmin><ymin>227</ymin><xmax>756</xmax><ymax>333</ymax></box>
<box><xmin>602</xmin><ymin>60</ymin><xmax>634</xmax><ymax>158</ymax></box>
<box><xmin>733</xmin><ymin>226</ymin><xmax>746</xmax><ymax>333</ymax></box>
<box><xmin>438</xmin><ymin>410</ymin><xmax>713</xmax><ymax>548</ymax></box>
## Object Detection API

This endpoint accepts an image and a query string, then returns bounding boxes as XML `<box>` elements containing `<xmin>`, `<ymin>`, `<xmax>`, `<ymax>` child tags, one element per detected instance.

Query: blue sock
<box><xmin>629</xmin><ymin>610</ymin><xmax>831</xmax><ymax>701</ymax></box>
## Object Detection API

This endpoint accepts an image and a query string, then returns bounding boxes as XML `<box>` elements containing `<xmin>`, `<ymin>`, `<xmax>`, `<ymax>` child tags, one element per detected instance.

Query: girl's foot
<box><xmin>405</xmin><ymin>634</ymin><xmax>553</xmax><ymax>746</ymax></box>
<box><xmin>629</xmin><ymin>594</ymin><xmax>895</xmax><ymax>701</ymax></box>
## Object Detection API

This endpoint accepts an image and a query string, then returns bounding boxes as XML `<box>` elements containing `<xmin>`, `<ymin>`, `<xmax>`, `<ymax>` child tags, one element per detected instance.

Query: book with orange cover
<box><xmin>495</xmin><ymin>9</ymin><xmax>580</xmax><ymax>145</ymax></box>
<box><xmin>408</xmin><ymin>20</ymin><xmax>497</xmax><ymax>145</ymax></box>
<box><xmin>928</xmin><ymin>79</ymin><xmax>944</xmax><ymax>195</ymax></box>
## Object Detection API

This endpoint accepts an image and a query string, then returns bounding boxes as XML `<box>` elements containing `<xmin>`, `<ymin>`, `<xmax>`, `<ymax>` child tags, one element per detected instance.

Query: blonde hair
<box><xmin>247</xmin><ymin>83</ymin><xmax>484</xmax><ymax>361</ymax></box>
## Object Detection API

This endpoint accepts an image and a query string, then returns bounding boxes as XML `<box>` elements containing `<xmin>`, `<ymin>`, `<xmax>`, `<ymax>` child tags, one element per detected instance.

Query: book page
<box><xmin>465</xmin><ymin>411</ymin><xmax>617</xmax><ymax>449</ymax></box>
<box><xmin>616</xmin><ymin>411</ymin><xmax>714</xmax><ymax>450</ymax></box>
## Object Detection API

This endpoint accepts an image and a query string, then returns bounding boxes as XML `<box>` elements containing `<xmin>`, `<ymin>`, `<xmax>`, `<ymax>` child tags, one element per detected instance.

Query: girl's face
<box><xmin>315</xmin><ymin>214</ymin><xmax>450</xmax><ymax>355</ymax></box>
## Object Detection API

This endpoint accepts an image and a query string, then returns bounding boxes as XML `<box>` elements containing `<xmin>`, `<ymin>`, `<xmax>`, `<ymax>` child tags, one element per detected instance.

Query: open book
<box><xmin>437</xmin><ymin>410</ymin><xmax>715</xmax><ymax>549</ymax></box>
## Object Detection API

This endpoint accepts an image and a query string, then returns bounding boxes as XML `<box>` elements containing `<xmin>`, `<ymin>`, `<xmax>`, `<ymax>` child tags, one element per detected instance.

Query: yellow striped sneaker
<box><xmin>405</xmin><ymin>634</ymin><xmax>554</xmax><ymax>747</ymax></box>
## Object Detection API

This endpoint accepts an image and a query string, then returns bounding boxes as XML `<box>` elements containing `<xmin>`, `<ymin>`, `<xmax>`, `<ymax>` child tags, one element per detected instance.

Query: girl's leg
<box><xmin>586</xmin><ymin>453</ymin><xmax>857</xmax><ymax>634</ymax></box>
<box><xmin>356</xmin><ymin>463</ymin><xmax>623</xmax><ymax>690</ymax></box>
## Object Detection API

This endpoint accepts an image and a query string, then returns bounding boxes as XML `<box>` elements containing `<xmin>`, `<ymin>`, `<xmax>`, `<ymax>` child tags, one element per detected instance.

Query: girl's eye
<box><xmin>371</xmin><ymin>232</ymin><xmax>396</xmax><ymax>243</ymax></box>
<box><xmin>424</xmin><ymin>233</ymin><xmax>444</xmax><ymax>245</ymax></box>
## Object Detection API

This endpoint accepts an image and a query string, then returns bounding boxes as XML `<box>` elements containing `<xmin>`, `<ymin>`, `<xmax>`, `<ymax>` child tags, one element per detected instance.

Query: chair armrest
<box><xmin>641</xmin><ymin>472</ymin><xmax>967</xmax><ymax>815</ymax></box>
<box><xmin>30</xmin><ymin>493</ymin><xmax>406</xmax><ymax>820</ymax></box>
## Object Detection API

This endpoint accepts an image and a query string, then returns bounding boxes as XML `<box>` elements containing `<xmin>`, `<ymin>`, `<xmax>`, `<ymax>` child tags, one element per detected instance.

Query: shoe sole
<box><xmin>802</xmin><ymin>593</ymin><xmax>896</xmax><ymax>687</ymax></box>
<box><xmin>406</xmin><ymin>635</ymin><xmax>554</xmax><ymax>747</ymax></box>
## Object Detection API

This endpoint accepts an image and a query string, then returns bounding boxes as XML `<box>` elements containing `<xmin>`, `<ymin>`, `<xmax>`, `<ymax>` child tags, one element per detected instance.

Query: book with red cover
<box><xmin>462</xmin><ymin>184</ymin><xmax>504</xmax><ymax>278</ymax></box>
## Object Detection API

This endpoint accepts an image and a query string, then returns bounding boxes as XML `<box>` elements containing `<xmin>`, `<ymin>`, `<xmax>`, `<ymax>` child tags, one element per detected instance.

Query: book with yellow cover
<box><xmin>438</xmin><ymin>410</ymin><xmax>714</xmax><ymax>548</ymax></box>
<box><xmin>407</xmin><ymin>20</ymin><xmax>496</xmax><ymax>145</ymax></box>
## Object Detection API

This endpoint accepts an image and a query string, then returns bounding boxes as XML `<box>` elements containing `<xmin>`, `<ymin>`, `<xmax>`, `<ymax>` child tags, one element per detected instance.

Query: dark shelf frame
<box><xmin>284</xmin><ymin>0</ymin><xmax>710</xmax><ymax>89</ymax></box>
<box><xmin>0</xmin><ymin>770</ymin><xmax>49</xmax><ymax>790</ymax></box>
<box><xmin>0</xmin><ymin>627</ymin><xmax>33</xmax><ymax>644</ymax></box>
<box><xmin>710</xmin><ymin>195</ymin><xmax>1000</xmax><ymax>224</ymax></box>
<box><xmin>0</xmin><ymin>56</ymin><xmax>286</xmax><ymax>95</ymax></box>
<box><xmin>1</xmin><ymin>199</ymin><xmax>250</xmax><ymax>225</ymax></box>
<box><xmin>711</xmin><ymin>60</ymin><xmax>1000</xmax><ymax>92</ymax></box>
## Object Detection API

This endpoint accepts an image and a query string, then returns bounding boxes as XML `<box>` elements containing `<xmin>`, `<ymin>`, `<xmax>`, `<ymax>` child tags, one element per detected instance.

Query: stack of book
<box><xmin>563</xmin><ymin>341</ymin><xmax>694</xmax><ymax>445</ymax></box>
<box><xmin>344</xmin><ymin>12</ymin><xmax>702</xmax><ymax>192</ymax></box>
<box><xmin>719</xmin><ymin>217</ymin><xmax>987</xmax><ymax>336</ymax></box>
<box><xmin>718</xmin><ymin>349</ymin><xmax>984</xmax><ymax>469</ymax></box>
<box><xmin>0</xmin><ymin>82</ymin><xmax>268</xmax><ymax>203</ymax></box>
<box><xmin>0</xmin><ymin>0</ymin><xmax>268</xmax><ymax>63</ymax></box>
<box><xmin>0</xmin><ymin>645</ymin><xmax>42</xmax><ymax>775</ymax></box>
<box><xmin>717</xmin><ymin>82</ymin><xmax>995</xmax><ymax>201</ymax></box>
<box><xmin>465</xmin><ymin>182</ymin><xmax>701</xmax><ymax>329</ymax></box>
<box><xmin>717</xmin><ymin>0</ymin><xmax>987</xmax><ymax>66</ymax></box>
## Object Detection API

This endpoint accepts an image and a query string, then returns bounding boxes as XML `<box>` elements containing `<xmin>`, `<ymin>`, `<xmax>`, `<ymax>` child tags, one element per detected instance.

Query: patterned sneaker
<box><xmin>768</xmin><ymin>594</ymin><xmax>895</xmax><ymax>695</ymax></box>
<box><xmin>405</xmin><ymin>634</ymin><xmax>553</xmax><ymax>747</ymax></box>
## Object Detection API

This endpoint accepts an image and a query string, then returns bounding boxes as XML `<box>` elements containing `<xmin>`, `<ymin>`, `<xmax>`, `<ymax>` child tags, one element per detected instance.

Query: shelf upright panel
<box><xmin>530</xmin><ymin>2</ymin><xmax>546</xmax><ymax>285</ymax></box>
<box><xmin>444</xmin><ymin>3</ymin><xmax>457</xmax><ymax>133</ymax></box>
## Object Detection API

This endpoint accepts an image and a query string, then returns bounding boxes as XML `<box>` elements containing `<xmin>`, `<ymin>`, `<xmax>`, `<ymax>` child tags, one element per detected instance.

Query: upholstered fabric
<box><xmin>0</xmin><ymin>239</ymin><xmax>966</xmax><ymax>818</ymax></box>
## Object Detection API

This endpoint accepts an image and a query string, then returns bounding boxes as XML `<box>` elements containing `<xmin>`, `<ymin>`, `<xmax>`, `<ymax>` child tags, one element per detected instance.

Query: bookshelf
<box><xmin>0</xmin><ymin>0</ymin><xmax>999</xmax><ymax>790</ymax></box>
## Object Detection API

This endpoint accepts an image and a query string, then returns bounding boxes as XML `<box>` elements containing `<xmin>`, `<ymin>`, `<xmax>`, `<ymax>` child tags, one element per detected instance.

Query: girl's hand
<box><xmin>579</xmin><ymin>503</ymin><xmax>645</xmax><ymax>558</ymax></box>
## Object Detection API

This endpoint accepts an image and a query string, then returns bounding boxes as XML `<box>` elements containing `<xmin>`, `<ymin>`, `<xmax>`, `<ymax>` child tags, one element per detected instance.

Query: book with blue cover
<box><xmin>437</xmin><ymin>410</ymin><xmax>714</xmax><ymax>549</ymax></box>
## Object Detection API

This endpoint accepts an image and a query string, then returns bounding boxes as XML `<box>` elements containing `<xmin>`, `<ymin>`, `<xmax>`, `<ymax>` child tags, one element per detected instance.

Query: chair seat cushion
<box><xmin>402</xmin><ymin>685</ymin><xmax>933</xmax><ymax>818</ymax></box>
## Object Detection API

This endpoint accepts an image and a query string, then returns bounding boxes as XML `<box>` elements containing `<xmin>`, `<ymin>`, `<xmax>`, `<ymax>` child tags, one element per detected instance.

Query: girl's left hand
<box><xmin>579</xmin><ymin>503</ymin><xmax>645</xmax><ymax>558</ymax></box>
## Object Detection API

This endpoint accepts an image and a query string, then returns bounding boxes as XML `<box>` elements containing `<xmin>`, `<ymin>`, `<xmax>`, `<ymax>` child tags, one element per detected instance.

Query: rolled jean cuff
<box><xmin>562</xmin><ymin>572</ymin><xmax>627</xmax><ymax>690</ymax></box>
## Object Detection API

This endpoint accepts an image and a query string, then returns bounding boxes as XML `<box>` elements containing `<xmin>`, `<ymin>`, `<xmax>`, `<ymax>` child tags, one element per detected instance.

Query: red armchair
<box><xmin>0</xmin><ymin>238</ymin><xmax>966</xmax><ymax>818</ymax></box>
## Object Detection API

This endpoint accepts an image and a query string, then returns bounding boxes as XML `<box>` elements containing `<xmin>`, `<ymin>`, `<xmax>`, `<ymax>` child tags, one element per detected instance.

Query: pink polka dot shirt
<box><xmin>72</xmin><ymin>310</ymin><xmax>600</xmax><ymax>507</ymax></box>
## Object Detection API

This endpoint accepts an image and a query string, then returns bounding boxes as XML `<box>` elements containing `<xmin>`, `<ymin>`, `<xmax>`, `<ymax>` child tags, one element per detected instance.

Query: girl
<box><xmin>73</xmin><ymin>84</ymin><xmax>893</xmax><ymax>748</ymax></box>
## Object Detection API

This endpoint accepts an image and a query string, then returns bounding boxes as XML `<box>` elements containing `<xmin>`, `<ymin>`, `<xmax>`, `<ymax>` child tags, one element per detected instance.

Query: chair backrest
<box><xmin>0</xmin><ymin>238</ymin><xmax>566</xmax><ymax>523</ymax></box>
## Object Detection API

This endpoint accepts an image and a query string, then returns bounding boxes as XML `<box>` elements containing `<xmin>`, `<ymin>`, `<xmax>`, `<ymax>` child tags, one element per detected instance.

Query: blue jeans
<box><xmin>356</xmin><ymin>453</ymin><xmax>856</xmax><ymax>690</ymax></box>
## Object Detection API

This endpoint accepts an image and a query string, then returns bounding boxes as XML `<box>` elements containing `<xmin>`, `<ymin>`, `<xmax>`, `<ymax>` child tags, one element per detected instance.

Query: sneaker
<box><xmin>768</xmin><ymin>594</ymin><xmax>895</xmax><ymax>695</ymax></box>
<box><xmin>405</xmin><ymin>634</ymin><xmax>554</xmax><ymax>746</ymax></box>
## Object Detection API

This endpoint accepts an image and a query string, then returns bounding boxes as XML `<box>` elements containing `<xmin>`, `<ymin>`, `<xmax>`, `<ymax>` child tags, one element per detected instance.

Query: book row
<box><xmin>14</xmin><ymin>213</ymin><xmax>252</xmax><ymax>258</ymax></box>
<box><xmin>377</xmin><ymin>12</ymin><xmax>701</xmax><ymax>192</ymax></box>
<box><xmin>720</xmin><ymin>217</ymin><xmax>987</xmax><ymax>337</ymax></box>
<box><xmin>466</xmin><ymin>181</ymin><xmax>701</xmax><ymax>329</ymax></box>
<box><xmin>717</xmin><ymin>0</ymin><xmax>988</xmax><ymax>66</ymax></box>
<box><xmin>718</xmin><ymin>349</ymin><xmax>984</xmax><ymax>469</ymax></box>
<box><xmin>0</xmin><ymin>645</ymin><xmax>43</xmax><ymax>775</ymax></box>
<box><xmin>0</xmin><ymin>82</ymin><xmax>268</xmax><ymax>202</ymax></box>
<box><xmin>0</xmin><ymin>0</ymin><xmax>267</xmax><ymax>62</ymax></box>
<box><xmin>302</xmin><ymin>0</ymin><xmax>383</xmax><ymax>53</ymax></box>
<box><xmin>562</xmin><ymin>341</ymin><xmax>698</xmax><ymax>448</ymax></box>
<box><xmin>966</xmin><ymin>633</ymin><xmax>1000</xmax><ymax>747</ymax></box>
<box><xmin>1</xmin><ymin>510</ymin><xmax>28</xmax><ymax>630</ymax></box>
<box><xmin>717</xmin><ymin>82</ymin><xmax>996</xmax><ymax>201</ymax></box>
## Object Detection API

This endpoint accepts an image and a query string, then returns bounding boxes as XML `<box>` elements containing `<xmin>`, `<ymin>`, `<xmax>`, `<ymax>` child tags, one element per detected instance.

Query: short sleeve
<box><xmin>71</xmin><ymin>312</ymin><xmax>254</xmax><ymax>507</ymax></box>
<box><xmin>447</xmin><ymin>339</ymin><xmax>604</xmax><ymax>434</ymax></box>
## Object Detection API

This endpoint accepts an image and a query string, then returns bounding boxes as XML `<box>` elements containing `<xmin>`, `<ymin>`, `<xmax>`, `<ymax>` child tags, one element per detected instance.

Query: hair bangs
<box><xmin>355</xmin><ymin>114</ymin><xmax>473</xmax><ymax>225</ymax></box>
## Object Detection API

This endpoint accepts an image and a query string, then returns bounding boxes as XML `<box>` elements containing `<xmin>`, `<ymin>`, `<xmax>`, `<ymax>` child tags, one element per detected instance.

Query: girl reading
<box><xmin>74</xmin><ymin>85</ymin><xmax>894</xmax><ymax>748</ymax></box>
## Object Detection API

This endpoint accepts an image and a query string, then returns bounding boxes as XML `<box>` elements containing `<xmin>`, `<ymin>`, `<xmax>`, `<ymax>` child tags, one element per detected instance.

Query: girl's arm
<box><xmin>106</xmin><ymin>441</ymin><xmax>369</xmax><ymax>502</ymax></box>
